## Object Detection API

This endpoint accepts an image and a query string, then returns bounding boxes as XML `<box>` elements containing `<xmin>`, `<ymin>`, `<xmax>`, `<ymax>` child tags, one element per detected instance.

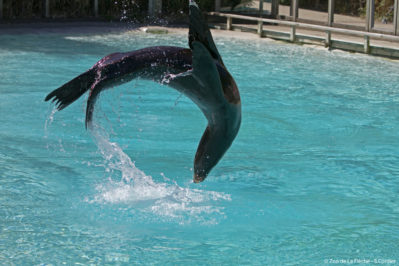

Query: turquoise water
<box><xmin>1</xmin><ymin>30</ymin><xmax>399</xmax><ymax>264</ymax></box>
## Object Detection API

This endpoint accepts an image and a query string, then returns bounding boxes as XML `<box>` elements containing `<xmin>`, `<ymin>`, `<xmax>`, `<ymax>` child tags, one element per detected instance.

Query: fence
<box><xmin>254</xmin><ymin>0</ymin><xmax>399</xmax><ymax>35</ymax></box>
<box><xmin>208</xmin><ymin>11</ymin><xmax>399</xmax><ymax>58</ymax></box>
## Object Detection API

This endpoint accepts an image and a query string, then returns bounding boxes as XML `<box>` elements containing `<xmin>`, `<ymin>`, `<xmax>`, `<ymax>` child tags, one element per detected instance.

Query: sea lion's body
<box><xmin>45</xmin><ymin>1</ymin><xmax>241</xmax><ymax>182</ymax></box>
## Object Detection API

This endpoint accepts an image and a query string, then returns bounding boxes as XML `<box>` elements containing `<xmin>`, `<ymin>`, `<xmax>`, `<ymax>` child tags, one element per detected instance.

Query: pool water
<box><xmin>0</xmin><ymin>29</ymin><xmax>398</xmax><ymax>264</ymax></box>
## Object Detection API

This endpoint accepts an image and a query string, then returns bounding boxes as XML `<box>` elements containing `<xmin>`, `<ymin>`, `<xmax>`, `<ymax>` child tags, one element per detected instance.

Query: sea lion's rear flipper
<box><xmin>45</xmin><ymin>69</ymin><xmax>96</xmax><ymax>111</ymax></box>
<box><xmin>189</xmin><ymin>0</ymin><xmax>225</xmax><ymax>67</ymax></box>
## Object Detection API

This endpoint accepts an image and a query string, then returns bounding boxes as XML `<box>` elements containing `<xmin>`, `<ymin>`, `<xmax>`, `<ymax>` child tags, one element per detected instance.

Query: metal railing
<box><xmin>208</xmin><ymin>11</ymin><xmax>399</xmax><ymax>55</ymax></box>
<box><xmin>257</xmin><ymin>0</ymin><xmax>399</xmax><ymax>35</ymax></box>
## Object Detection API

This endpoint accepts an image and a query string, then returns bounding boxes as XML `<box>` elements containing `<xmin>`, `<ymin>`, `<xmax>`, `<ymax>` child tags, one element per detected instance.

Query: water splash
<box><xmin>87</xmin><ymin>124</ymin><xmax>231</xmax><ymax>224</ymax></box>
<box><xmin>44</xmin><ymin>106</ymin><xmax>57</xmax><ymax>139</ymax></box>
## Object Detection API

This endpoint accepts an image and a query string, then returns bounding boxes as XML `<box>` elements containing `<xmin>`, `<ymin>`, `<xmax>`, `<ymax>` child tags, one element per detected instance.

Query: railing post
<box><xmin>291</xmin><ymin>0</ymin><xmax>298</xmax><ymax>21</ymax></box>
<box><xmin>148</xmin><ymin>0</ymin><xmax>162</xmax><ymax>16</ymax></box>
<box><xmin>156</xmin><ymin>0</ymin><xmax>162</xmax><ymax>14</ymax></box>
<box><xmin>290</xmin><ymin>26</ymin><xmax>296</xmax><ymax>42</ymax></box>
<box><xmin>148</xmin><ymin>0</ymin><xmax>152</xmax><ymax>15</ymax></box>
<box><xmin>271</xmin><ymin>0</ymin><xmax>279</xmax><ymax>18</ymax></box>
<box><xmin>42</xmin><ymin>0</ymin><xmax>50</xmax><ymax>18</ymax></box>
<box><xmin>394</xmin><ymin>0</ymin><xmax>399</xmax><ymax>35</ymax></box>
<box><xmin>45</xmin><ymin>0</ymin><xmax>50</xmax><ymax>18</ymax></box>
<box><xmin>257</xmin><ymin>21</ymin><xmax>263</xmax><ymax>37</ymax></box>
<box><xmin>0</xmin><ymin>0</ymin><xmax>3</xmax><ymax>19</ymax></box>
<box><xmin>328</xmin><ymin>0</ymin><xmax>334</xmax><ymax>26</ymax></box>
<box><xmin>365</xmin><ymin>0</ymin><xmax>375</xmax><ymax>31</ymax></box>
<box><xmin>227</xmin><ymin>17</ymin><xmax>232</xmax><ymax>30</ymax></box>
<box><xmin>94</xmin><ymin>0</ymin><xmax>98</xmax><ymax>17</ymax></box>
<box><xmin>215</xmin><ymin>0</ymin><xmax>221</xmax><ymax>12</ymax></box>
<box><xmin>325</xmin><ymin>31</ymin><xmax>331</xmax><ymax>47</ymax></box>
<box><xmin>364</xmin><ymin>35</ymin><xmax>370</xmax><ymax>53</ymax></box>
<box><xmin>259</xmin><ymin>0</ymin><xmax>264</xmax><ymax>17</ymax></box>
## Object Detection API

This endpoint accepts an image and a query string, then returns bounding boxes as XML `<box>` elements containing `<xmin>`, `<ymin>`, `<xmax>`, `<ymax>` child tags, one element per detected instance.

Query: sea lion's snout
<box><xmin>193</xmin><ymin>173</ymin><xmax>205</xmax><ymax>183</ymax></box>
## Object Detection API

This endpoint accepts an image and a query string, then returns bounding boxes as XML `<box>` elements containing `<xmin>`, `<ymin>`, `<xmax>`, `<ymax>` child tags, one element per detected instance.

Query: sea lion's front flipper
<box><xmin>191</xmin><ymin>42</ymin><xmax>228</xmax><ymax>183</ymax></box>
<box><xmin>167</xmin><ymin>41</ymin><xmax>223</xmax><ymax>106</ymax></box>
<box><xmin>190</xmin><ymin>41</ymin><xmax>223</xmax><ymax>99</ymax></box>
<box><xmin>189</xmin><ymin>0</ymin><xmax>225</xmax><ymax>67</ymax></box>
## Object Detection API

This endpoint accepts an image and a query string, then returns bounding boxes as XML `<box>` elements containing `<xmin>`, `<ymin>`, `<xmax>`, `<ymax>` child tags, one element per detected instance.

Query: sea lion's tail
<box><xmin>44</xmin><ymin>69</ymin><xmax>96</xmax><ymax>111</ymax></box>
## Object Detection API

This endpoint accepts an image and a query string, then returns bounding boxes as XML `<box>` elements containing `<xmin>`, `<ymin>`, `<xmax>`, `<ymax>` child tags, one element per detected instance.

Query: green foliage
<box><xmin>0</xmin><ymin>0</ymin><xmax>255</xmax><ymax>19</ymax></box>
<box><xmin>164</xmin><ymin>0</ymin><xmax>254</xmax><ymax>13</ymax></box>
<box><xmin>163</xmin><ymin>0</ymin><xmax>188</xmax><ymax>14</ymax></box>
<box><xmin>1</xmin><ymin>0</ymin><xmax>149</xmax><ymax>19</ymax></box>
<box><xmin>3</xmin><ymin>0</ymin><xmax>393</xmax><ymax>22</ymax></box>
<box><xmin>51</xmin><ymin>0</ymin><xmax>92</xmax><ymax>18</ymax></box>
<box><xmin>375</xmin><ymin>0</ymin><xmax>395</xmax><ymax>21</ymax></box>
<box><xmin>2</xmin><ymin>0</ymin><xmax>43</xmax><ymax>19</ymax></box>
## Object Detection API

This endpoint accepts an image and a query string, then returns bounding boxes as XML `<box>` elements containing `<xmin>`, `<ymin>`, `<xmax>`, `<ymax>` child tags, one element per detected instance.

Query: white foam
<box><xmin>87</xmin><ymin>124</ymin><xmax>231</xmax><ymax>224</ymax></box>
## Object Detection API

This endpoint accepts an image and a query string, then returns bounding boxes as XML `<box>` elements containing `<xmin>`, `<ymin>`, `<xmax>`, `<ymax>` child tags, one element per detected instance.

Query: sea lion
<box><xmin>45</xmin><ymin>0</ymin><xmax>241</xmax><ymax>183</ymax></box>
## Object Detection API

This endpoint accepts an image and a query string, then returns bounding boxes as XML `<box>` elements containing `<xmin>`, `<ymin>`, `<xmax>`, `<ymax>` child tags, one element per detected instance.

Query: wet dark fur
<box><xmin>45</xmin><ymin>1</ymin><xmax>241</xmax><ymax>182</ymax></box>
